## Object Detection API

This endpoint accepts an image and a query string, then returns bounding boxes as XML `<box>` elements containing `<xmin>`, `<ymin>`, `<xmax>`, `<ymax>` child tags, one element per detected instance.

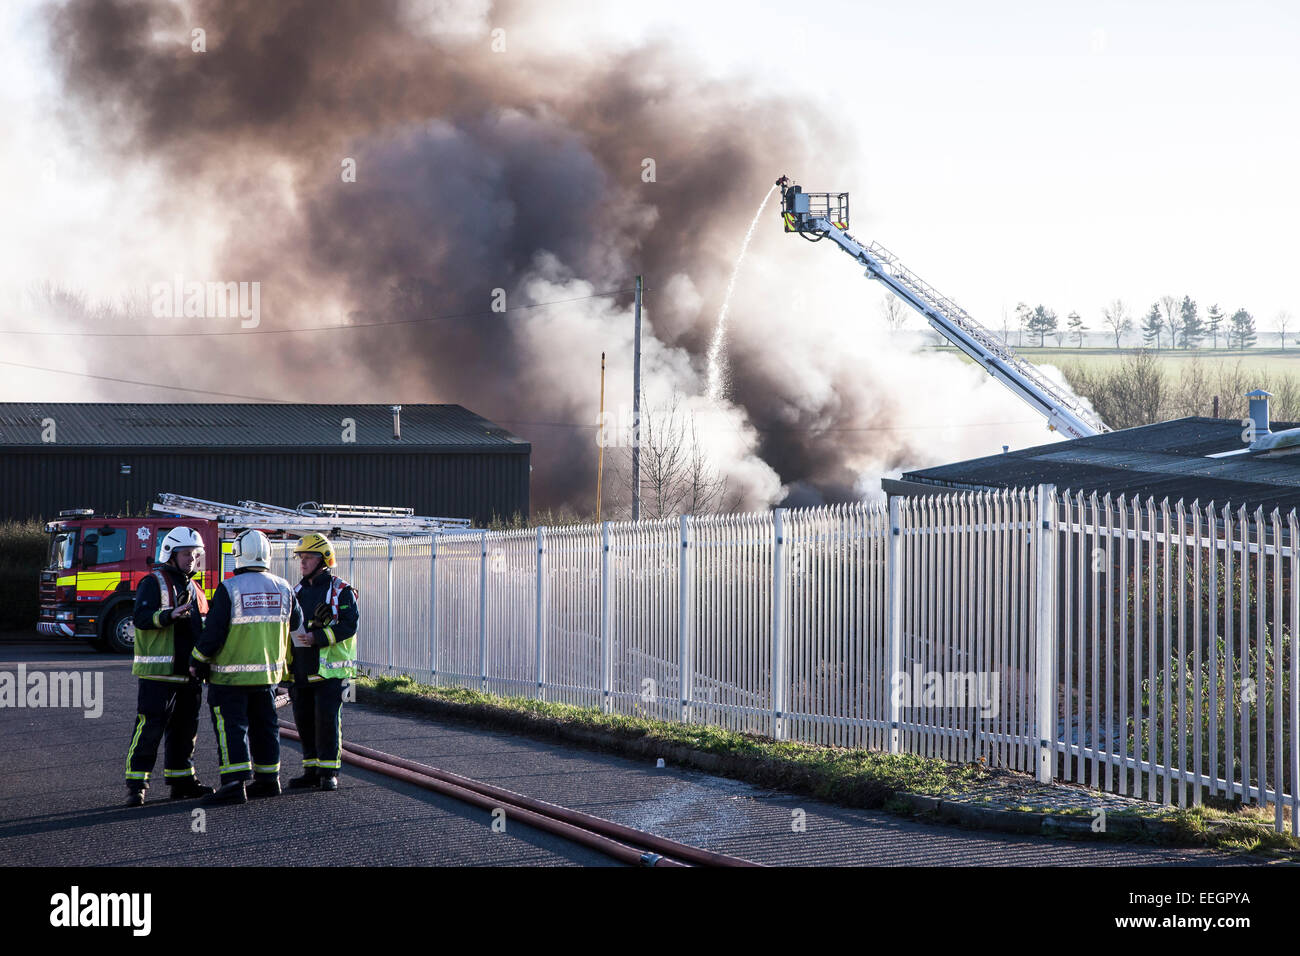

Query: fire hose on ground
<box><xmin>277</xmin><ymin>720</ymin><xmax>762</xmax><ymax>868</ymax></box>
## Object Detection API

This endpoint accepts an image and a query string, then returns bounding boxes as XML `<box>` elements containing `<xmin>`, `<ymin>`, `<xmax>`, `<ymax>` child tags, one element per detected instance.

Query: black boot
<box><xmin>168</xmin><ymin>778</ymin><xmax>215</xmax><ymax>800</ymax></box>
<box><xmin>247</xmin><ymin>778</ymin><xmax>281</xmax><ymax>799</ymax></box>
<box><xmin>124</xmin><ymin>784</ymin><xmax>145</xmax><ymax>807</ymax></box>
<box><xmin>288</xmin><ymin>769</ymin><xmax>319</xmax><ymax>790</ymax></box>
<box><xmin>203</xmin><ymin>781</ymin><xmax>248</xmax><ymax>805</ymax></box>
<box><xmin>318</xmin><ymin>775</ymin><xmax>339</xmax><ymax>792</ymax></box>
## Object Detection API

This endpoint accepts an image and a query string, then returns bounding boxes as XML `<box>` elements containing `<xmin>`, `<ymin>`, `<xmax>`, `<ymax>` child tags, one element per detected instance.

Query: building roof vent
<box><xmin>1247</xmin><ymin>388</ymin><xmax>1272</xmax><ymax>439</ymax></box>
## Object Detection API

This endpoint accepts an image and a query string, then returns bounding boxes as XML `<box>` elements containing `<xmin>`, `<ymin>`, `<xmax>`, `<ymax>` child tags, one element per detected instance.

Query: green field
<box><xmin>930</xmin><ymin>345</ymin><xmax>1300</xmax><ymax>378</ymax></box>
<box><xmin>923</xmin><ymin>345</ymin><xmax>1300</xmax><ymax>426</ymax></box>
<box><xmin>1019</xmin><ymin>347</ymin><xmax>1300</xmax><ymax>376</ymax></box>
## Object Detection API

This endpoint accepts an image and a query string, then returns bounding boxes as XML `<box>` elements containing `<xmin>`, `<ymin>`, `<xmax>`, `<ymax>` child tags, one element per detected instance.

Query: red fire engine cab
<box><xmin>38</xmin><ymin>493</ymin><xmax>471</xmax><ymax>654</ymax></box>
<box><xmin>38</xmin><ymin>511</ymin><xmax>232</xmax><ymax>654</ymax></box>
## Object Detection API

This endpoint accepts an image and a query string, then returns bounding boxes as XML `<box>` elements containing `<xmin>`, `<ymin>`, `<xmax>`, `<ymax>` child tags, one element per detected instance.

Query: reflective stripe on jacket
<box><xmin>196</xmin><ymin>571</ymin><xmax>295</xmax><ymax>686</ymax></box>
<box><xmin>292</xmin><ymin>575</ymin><xmax>358</xmax><ymax>682</ymax></box>
<box><xmin>133</xmin><ymin>568</ymin><xmax>205</xmax><ymax>680</ymax></box>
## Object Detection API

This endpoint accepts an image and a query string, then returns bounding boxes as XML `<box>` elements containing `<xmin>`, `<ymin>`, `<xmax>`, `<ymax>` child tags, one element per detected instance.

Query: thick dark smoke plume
<box><xmin>44</xmin><ymin>0</ymin><xmax>884</xmax><ymax>512</ymax></box>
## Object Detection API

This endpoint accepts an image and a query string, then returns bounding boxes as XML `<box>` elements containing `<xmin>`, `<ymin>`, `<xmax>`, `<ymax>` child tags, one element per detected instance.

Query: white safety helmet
<box><xmin>231</xmin><ymin>529</ymin><xmax>272</xmax><ymax>570</ymax></box>
<box><xmin>159</xmin><ymin>526</ymin><xmax>204</xmax><ymax>564</ymax></box>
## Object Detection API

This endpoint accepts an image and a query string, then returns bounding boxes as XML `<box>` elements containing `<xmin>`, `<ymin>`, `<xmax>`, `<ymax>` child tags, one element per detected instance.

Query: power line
<box><xmin>0</xmin><ymin>288</ymin><xmax>637</xmax><ymax>338</ymax></box>
<box><xmin>0</xmin><ymin>360</ymin><xmax>292</xmax><ymax>403</ymax></box>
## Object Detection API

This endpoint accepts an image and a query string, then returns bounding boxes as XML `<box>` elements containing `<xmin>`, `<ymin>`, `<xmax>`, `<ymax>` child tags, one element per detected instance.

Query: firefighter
<box><xmin>286</xmin><ymin>533</ymin><xmax>359</xmax><ymax>792</ymax></box>
<box><xmin>190</xmin><ymin>529</ymin><xmax>301</xmax><ymax>805</ymax></box>
<box><xmin>123</xmin><ymin>526</ymin><xmax>214</xmax><ymax>806</ymax></box>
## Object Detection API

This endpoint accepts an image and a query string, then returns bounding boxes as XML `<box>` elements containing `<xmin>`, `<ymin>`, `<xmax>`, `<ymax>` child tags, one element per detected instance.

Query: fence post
<box><xmin>772</xmin><ymin>508</ymin><xmax>788</xmax><ymax>741</ymax></box>
<box><xmin>429</xmin><ymin>534</ymin><xmax>438</xmax><ymax>686</ymax></box>
<box><xmin>1035</xmin><ymin>483</ymin><xmax>1058</xmax><ymax>784</ymax></box>
<box><xmin>478</xmin><ymin>531</ymin><xmax>488</xmax><ymax>694</ymax></box>
<box><xmin>887</xmin><ymin>496</ymin><xmax>903</xmax><ymax>754</ymax></box>
<box><xmin>386</xmin><ymin>537</ymin><xmax>394</xmax><ymax>675</ymax></box>
<box><xmin>678</xmin><ymin>515</ymin><xmax>693</xmax><ymax>724</ymax></box>
<box><xmin>601</xmin><ymin>522</ymin><xmax>613</xmax><ymax>714</ymax></box>
<box><xmin>535</xmin><ymin>527</ymin><xmax>547</xmax><ymax>702</ymax></box>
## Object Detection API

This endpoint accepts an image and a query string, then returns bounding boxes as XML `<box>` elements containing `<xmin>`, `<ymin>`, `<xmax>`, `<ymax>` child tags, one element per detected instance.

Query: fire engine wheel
<box><xmin>104</xmin><ymin>606</ymin><xmax>135</xmax><ymax>655</ymax></box>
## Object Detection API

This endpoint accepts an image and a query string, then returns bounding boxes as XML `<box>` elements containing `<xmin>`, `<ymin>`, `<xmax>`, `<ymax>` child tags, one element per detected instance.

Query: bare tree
<box><xmin>1170</xmin><ymin>354</ymin><xmax>1210</xmax><ymax>417</ymax></box>
<box><xmin>1060</xmin><ymin>349</ymin><xmax>1165</xmax><ymax>429</ymax></box>
<box><xmin>619</xmin><ymin>394</ymin><xmax>731</xmax><ymax>519</ymax></box>
<box><xmin>637</xmin><ymin>397</ymin><xmax>688</xmax><ymax>519</ymax></box>
<box><xmin>1276</xmin><ymin>310</ymin><xmax>1293</xmax><ymax>350</ymax></box>
<box><xmin>1101</xmin><ymin>298</ymin><xmax>1132</xmax><ymax>349</ymax></box>
<box><xmin>881</xmin><ymin>293</ymin><xmax>908</xmax><ymax>333</ymax></box>
<box><xmin>1160</xmin><ymin>295</ymin><xmax>1183</xmax><ymax>351</ymax></box>
<box><xmin>1060</xmin><ymin>354</ymin><xmax>1300</xmax><ymax>428</ymax></box>
<box><xmin>682</xmin><ymin>417</ymin><xmax>730</xmax><ymax>514</ymax></box>
<box><xmin>1015</xmin><ymin>302</ymin><xmax>1032</xmax><ymax>347</ymax></box>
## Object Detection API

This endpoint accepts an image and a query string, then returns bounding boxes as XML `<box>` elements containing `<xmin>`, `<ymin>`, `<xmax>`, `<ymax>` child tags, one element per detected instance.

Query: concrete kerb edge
<box><xmin>353</xmin><ymin>683</ymin><xmax>1190</xmax><ymax>846</ymax></box>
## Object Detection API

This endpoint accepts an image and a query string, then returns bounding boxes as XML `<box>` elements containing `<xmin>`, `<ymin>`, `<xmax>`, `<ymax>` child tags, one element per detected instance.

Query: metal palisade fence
<box><xmin>271</xmin><ymin>485</ymin><xmax>1300</xmax><ymax>833</ymax></box>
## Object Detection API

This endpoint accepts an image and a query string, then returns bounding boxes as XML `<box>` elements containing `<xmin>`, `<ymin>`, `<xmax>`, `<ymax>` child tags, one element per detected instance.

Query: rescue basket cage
<box><xmin>781</xmin><ymin>183</ymin><xmax>849</xmax><ymax>233</ymax></box>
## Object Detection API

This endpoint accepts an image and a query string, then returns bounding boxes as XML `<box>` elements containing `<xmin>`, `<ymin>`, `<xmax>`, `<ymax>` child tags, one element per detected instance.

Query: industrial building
<box><xmin>0</xmin><ymin>403</ymin><xmax>530</xmax><ymax>524</ymax></box>
<box><xmin>885</xmin><ymin>392</ymin><xmax>1300</xmax><ymax>514</ymax></box>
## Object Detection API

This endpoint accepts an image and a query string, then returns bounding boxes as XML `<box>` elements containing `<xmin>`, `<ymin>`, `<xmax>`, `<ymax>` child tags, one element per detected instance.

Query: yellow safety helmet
<box><xmin>293</xmin><ymin>532</ymin><xmax>336</xmax><ymax>569</ymax></box>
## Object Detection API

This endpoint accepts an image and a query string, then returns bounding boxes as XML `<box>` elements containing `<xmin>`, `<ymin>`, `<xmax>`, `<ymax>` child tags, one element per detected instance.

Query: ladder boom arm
<box><xmin>777</xmin><ymin>177</ymin><xmax>1107</xmax><ymax>439</ymax></box>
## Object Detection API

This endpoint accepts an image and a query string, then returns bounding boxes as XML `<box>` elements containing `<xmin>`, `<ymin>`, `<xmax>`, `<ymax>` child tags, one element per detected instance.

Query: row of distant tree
<box><xmin>1010</xmin><ymin>297</ymin><xmax>1281</xmax><ymax>350</ymax></box>
<box><xmin>879</xmin><ymin>293</ymin><xmax>1288</xmax><ymax>350</ymax></box>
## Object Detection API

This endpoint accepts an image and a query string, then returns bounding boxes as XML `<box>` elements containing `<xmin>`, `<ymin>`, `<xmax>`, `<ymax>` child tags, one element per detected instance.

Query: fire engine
<box><xmin>37</xmin><ymin>493</ymin><xmax>472</xmax><ymax>654</ymax></box>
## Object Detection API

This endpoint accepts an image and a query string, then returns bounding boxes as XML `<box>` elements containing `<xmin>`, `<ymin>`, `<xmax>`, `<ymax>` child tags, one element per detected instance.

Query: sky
<box><xmin>2</xmin><ymin>1</ymin><xmax>1298</xmax><ymax>509</ymax></box>
<box><xmin>555</xmin><ymin>0</ymin><xmax>1300</xmax><ymax>329</ymax></box>
<box><xmin>9</xmin><ymin>1</ymin><xmax>1298</xmax><ymax>324</ymax></box>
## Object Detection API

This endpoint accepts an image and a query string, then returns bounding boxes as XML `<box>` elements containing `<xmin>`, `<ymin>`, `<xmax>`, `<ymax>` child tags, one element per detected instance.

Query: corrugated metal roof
<box><xmin>902</xmin><ymin>417</ymin><xmax>1300</xmax><ymax>513</ymax></box>
<box><xmin>0</xmin><ymin>404</ymin><xmax>529</xmax><ymax>452</ymax></box>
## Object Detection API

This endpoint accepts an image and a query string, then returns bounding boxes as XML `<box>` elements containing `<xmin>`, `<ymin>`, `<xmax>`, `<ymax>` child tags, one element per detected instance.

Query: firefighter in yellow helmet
<box><xmin>287</xmin><ymin>533</ymin><xmax>359</xmax><ymax>791</ymax></box>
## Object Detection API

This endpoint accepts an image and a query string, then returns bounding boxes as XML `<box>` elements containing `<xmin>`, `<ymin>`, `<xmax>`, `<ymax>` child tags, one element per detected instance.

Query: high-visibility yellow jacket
<box><xmin>132</xmin><ymin>565</ymin><xmax>207</xmax><ymax>682</ymax></box>
<box><xmin>192</xmin><ymin>568</ymin><xmax>299</xmax><ymax>686</ymax></box>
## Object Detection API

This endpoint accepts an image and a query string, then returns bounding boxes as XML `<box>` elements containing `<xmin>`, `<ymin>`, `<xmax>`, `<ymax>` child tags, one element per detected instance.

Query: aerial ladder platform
<box><xmin>776</xmin><ymin>176</ymin><xmax>1108</xmax><ymax>439</ymax></box>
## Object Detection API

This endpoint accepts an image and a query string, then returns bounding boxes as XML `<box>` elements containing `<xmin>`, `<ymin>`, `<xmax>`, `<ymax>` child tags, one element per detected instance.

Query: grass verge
<box><xmin>359</xmin><ymin>675</ymin><xmax>986</xmax><ymax>804</ymax></box>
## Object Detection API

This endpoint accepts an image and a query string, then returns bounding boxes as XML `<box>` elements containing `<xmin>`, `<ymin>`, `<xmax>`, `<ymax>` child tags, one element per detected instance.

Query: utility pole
<box><xmin>596</xmin><ymin>352</ymin><xmax>606</xmax><ymax>522</ymax></box>
<box><xmin>632</xmin><ymin>275</ymin><xmax>642</xmax><ymax>521</ymax></box>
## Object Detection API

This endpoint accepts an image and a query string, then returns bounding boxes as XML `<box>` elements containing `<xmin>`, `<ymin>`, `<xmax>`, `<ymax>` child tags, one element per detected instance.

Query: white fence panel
<box><xmin>261</xmin><ymin>483</ymin><xmax>1300</xmax><ymax>834</ymax></box>
<box><xmin>1049</xmin><ymin>491</ymin><xmax>1300</xmax><ymax>830</ymax></box>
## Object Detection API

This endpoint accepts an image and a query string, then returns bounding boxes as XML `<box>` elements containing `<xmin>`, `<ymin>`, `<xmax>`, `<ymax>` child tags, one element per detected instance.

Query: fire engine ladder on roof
<box><xmin>775</xmin><ymin>176</ymin><xmax>1109</xmax><ymax>439</ymax></box>
<box><xmin>152</xmin><ymin>493</ymin><xmax>473</xmax><ymax>538</ymax></box>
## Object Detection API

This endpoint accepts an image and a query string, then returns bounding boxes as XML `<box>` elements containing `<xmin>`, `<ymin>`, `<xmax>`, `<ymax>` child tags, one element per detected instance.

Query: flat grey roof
<box><xmin>902</xmin><ymin>417</ymin><xmax>1300</xmax><ymax>513</ymax></box>
<box><xmin>0</xmin><ymin>403</ymin><xmax>529</xmax><ymax>453</ymax></box>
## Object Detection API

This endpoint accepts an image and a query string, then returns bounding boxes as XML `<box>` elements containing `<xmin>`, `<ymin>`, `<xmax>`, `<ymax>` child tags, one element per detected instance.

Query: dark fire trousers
<box><xmin>289</xmin><ymin>679</ymin><xmax>347</xmax><ymax>778</ymax></box>
<box><xmin>125</xmin><ymin>678</ymin><xmax>203</xmax><ymax>788</ymax></box>
<box><xmin>206</xmin><ymin>683</ymin><xmax>280</xmax><ymax>785</ymax></box>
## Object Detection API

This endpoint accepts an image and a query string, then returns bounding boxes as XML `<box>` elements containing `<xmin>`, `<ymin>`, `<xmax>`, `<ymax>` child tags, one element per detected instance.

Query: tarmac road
<box><xmin>0</xmin><ymin>642</ymin><xmax>1268</xmax><ymax>867</ymax></box>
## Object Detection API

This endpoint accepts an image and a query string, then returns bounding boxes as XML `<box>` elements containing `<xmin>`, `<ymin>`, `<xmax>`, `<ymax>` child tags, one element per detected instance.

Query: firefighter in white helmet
<box><xmin>190</xmin><ymin>529</ymin><xmax>301</xmax><ymax>804</ymax></box>
<box><xmin>123</xmin><ymin>526</ymin><xmax>214</xmax><ymax>806</ymax></box>
<box><xmin>287</xmin><ymin>533</ymin><xmax>359</xmax><ymax>791</ymax></box>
